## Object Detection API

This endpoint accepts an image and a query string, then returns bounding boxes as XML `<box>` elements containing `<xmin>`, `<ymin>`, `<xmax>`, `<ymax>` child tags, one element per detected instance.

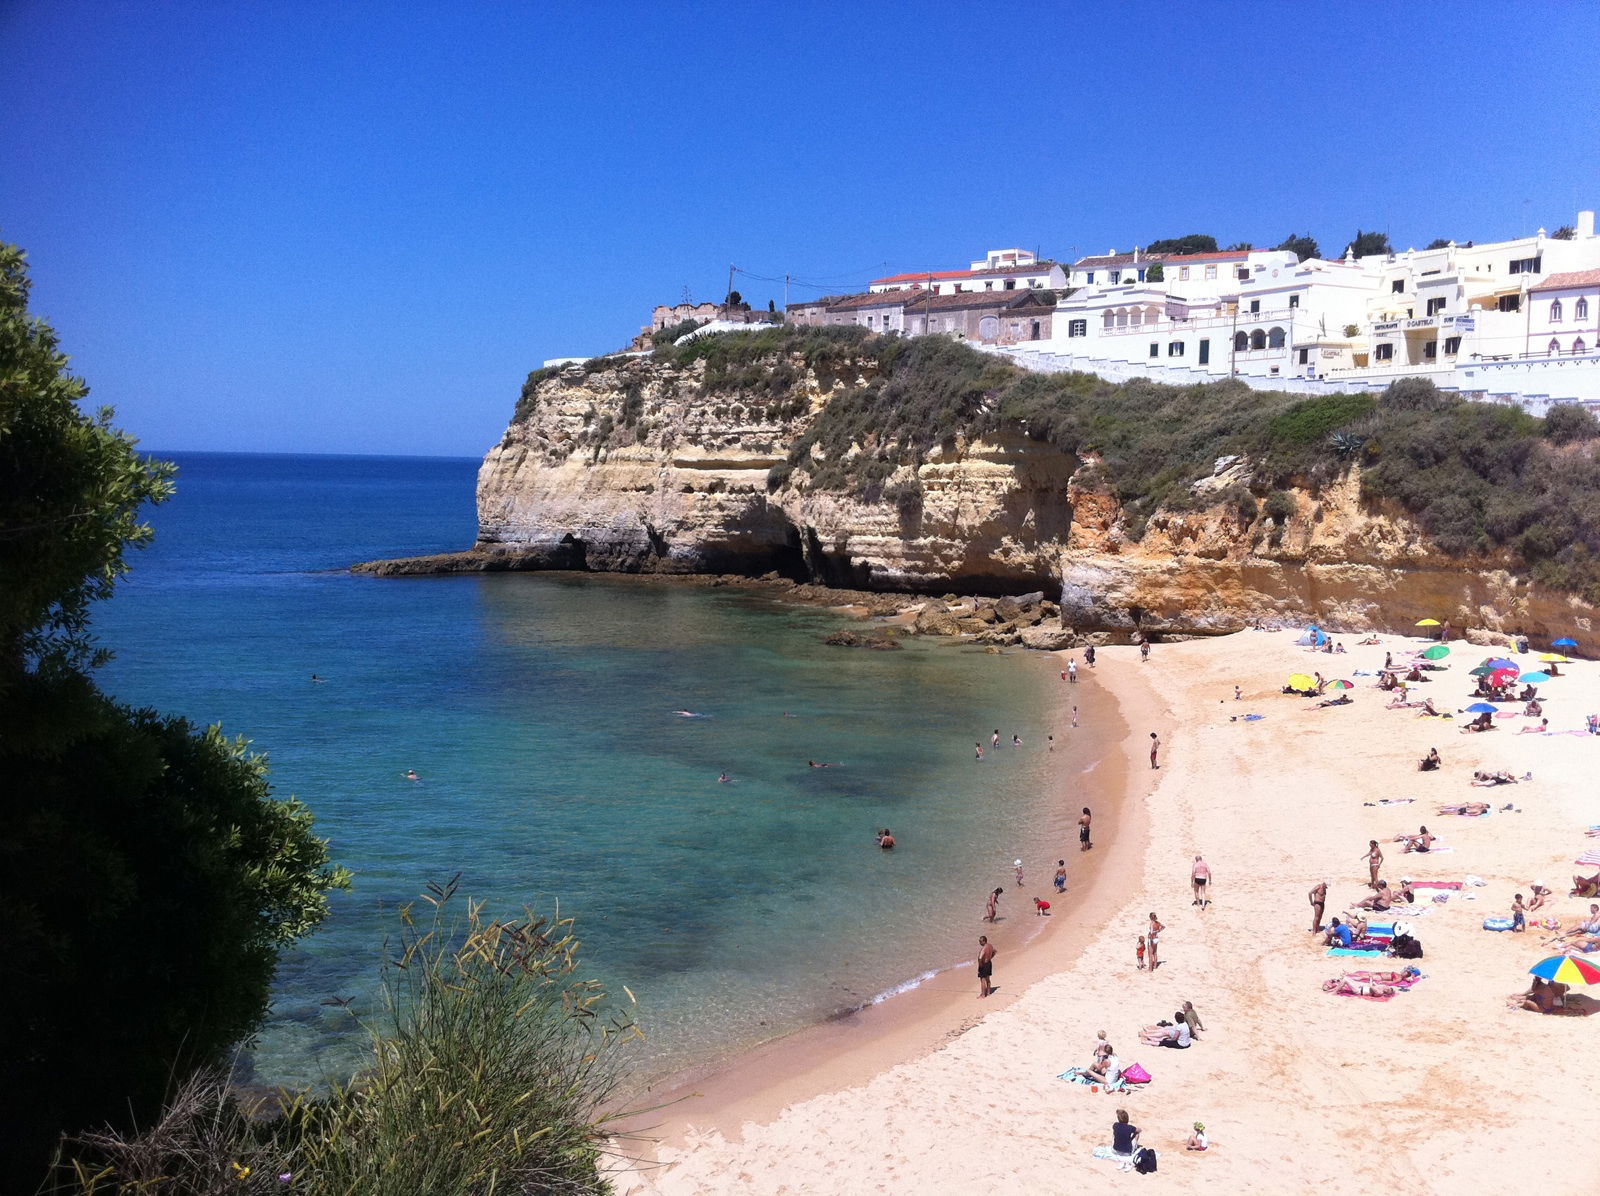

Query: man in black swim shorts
<box><xmin>1079</xmin><ymin>807</ymin><xmax>1092</xmax><ymax>851</ymax></box>
<box><xmin>976</xmin><ymin>935</ymin><xmax>996</xmax><ymax>997</ymax></box>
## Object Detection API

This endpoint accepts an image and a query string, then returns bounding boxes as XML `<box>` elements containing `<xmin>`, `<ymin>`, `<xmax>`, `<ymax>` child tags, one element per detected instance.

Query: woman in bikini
<box><xmin>1146</xmin><ymin>912</ymin><xmax>1164</xmax><ymax>970</ymax></box>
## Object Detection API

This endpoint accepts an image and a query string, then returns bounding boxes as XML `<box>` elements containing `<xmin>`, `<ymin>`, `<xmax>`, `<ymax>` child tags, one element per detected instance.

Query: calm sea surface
<box><xmin>95</xmin><ymin>452</ymin><xmax>1104</xmax><ymax>1087</ymax></box>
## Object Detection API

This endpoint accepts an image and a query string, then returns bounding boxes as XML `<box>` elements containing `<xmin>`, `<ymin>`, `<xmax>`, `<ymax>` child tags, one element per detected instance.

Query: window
<box><xmin>1168</xmin><ymin>341</ymin><xmax>1184</xmax><ymax>357</ymax></box>
<box><xmin>985</xmin><ymin>281</ymin><xmax>994</xmax><ymax>291</ymax></box>
<box><xmin>1444</xmin><ymin>336</ymin><xmax>1461</xmax><ymax>355</ymax></box>
<box><xmin>1249</xmin><ymin>299</ymin><xmax>1261</xmax><ymax>313</ymax></box>
<box><xmin>1551</xmin><ymin>298</ymin><xmax>1563</xmax><ymax>322</ymax></box>
<box><xmin>1267</xmin><ymin>326</ymin><xmax>1286</xmax><ymax>349</ymax></box>
<box><xmin>1136</xmin><ymin>268</ymin><xmax>1147</xmax><ymax>282</ymax></box>
<box><xmin>1198</xmin><ymin>338</ymin><xmax>1210</xmax><ymax>365</ymax></box>
<box><xmin>1236</xmin><ymin>267</ymin><xmax>1250</xmax><ymax>280</ymax></box>
<box><xmin>1426</xmin><ymin>297</ymin><xmax>1446</xmax><ymax>316</ymax></box>
<box><xmin>1150</xmin><ymin>343</ymin><xmax>1160</xmax><ymax>358</ymax></box>
<box><xmin>1375</xmin><ymin>343</ymin><xmax>1395</xmax><ymax>361</ymax></box>
<box><xmin>1068</xmin><ymin>319</ymin><xmax>1087</xmax><ymax>337</ymax></box>
<box><xmin>1233</xmin><ymin>331</ymin><xmax>1249</xmax><ymax>352</ymax></box>
<box><xmin>1509</xmin><ymin>255</ymin><xmax>1542</xmax><ymax>274</ymax></box>
<box><xmin>1549</xmin><ymin>338</ymin><xmax>1561</xmax><ymax>354</ymax></box>
<box><xmin>1109</xmin><ymin>271</ymin><xmax>1121</xmax><ymax>284</ymax></box>
<box><xmin>1249</xmin><ymin>329</ymin><xmax>1266</xmax><ymax>350</ymax></box>
<box><xmin>1085</xmin><ymin>272</ymin><xmax>1095</xmax><ymax>284</ymax></box>
<box><xmin>1297</xmin><ymin>347</ymin><xmax>1310</xmax><ymax>365</ymax></box>
<box><xmin>1424</xmin><ymin>340</ymin><xmax>1437</xmax><ymax>360</ymax></box>
<box><xmin>1289</xmin><ymin>294</ymin><xmax>1300</xmax><ymax>309</ymax></box>
<box><xmin>1179</xmin><ymin>267</ymin><xmax>1190</xmax><ymax>281</ymax></box>
<box><xmin>1498</xmin><ymin>294</ymin><xmax>1521</xmax><ymax>313</ymax></box>
<box><xmin>1204</xmin><ymin>265</ymin><xmax>1217</xmax><ymax>280</ymax></box>
<box><xmin>1578</xmin><ymin>298</ymin><xmax>1590</xmax><ymax>320</ymax></box>
<box><xmin>1004</xmin><ymin>279</ymin><xmax>1016</xmax><ymax>290</ymax></box>
<box><xmin>1573</xmin><ymin>338</ymin><xmax>1587</xmax><ymax>354</ymax></box>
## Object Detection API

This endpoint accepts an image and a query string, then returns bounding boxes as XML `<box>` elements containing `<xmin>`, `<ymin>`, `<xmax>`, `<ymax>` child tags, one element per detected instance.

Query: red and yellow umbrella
<box><xmin>1529</xmin><ymin>955</ymin><xmax>1600</xmax><ymax>985</ymax></box>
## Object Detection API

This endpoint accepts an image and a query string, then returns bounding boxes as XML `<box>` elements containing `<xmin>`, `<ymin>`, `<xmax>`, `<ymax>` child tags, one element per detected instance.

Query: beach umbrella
<box><xmin>1520</xmin><ymin>671</ymin><xmax>1552</xmax><ymax>684</ymax></box>
<box><xmin>1528</xmin><ymin>955</ymin><xmax>1600</xmax><ymax>986</ymax></box>
<box><xmin>1415</xmin><ymin>619</ymin><xmax>1441</xmax><ymax>627</ymax></box>
<box><xmin>1486</xmin><ymin>658</ymin><xmax>1518</xmax><ymax>672</ymax></box>
<box><xmin>1421</xmin><ymin>645</ymin><xmax>1450</xmax><ymax>660</ymax></box>
<box><xmin>1287</xmin><ymin>673</ymin><xmax>1315</xmax><ymax>690</ymax></box>
<box><xmin>1553</xmin><ymin>637</ymin><xmax>1578</xmax><ymax>648</ymax></box>
<box><xmin>1326</xmin><ymin>679</ymin><xmax>1353</xmax><ymax>690</ymax></box>
<box><xmin>1468</xmin><ymin>665</ymin><xmax>1495</xmax><ymax>677</ymax></box>
<box><xmin>1539</xmin><ymin>653</ymin><xmax>1571</xmax><ymax>664</ymax></box>
<box><xmin>1577</xmin><ymin>849</ymin><xmax>1600</xmax><ymax>867</ymax></box>
<box><xmin>1465</xmin><ymin>702</ymin><xmax>1499</xmax><ymax>714</ymax></box>
<box><xmin>1490</xmin><ymin>668</ymin><xmax>1519</xmax><ymax>687</ymax></box>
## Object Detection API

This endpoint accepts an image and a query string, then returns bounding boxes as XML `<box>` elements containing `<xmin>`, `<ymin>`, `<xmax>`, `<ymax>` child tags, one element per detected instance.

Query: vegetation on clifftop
<box><xmin>515</xmin><ymin>325</ymin><xmax>1600</xmax><ymax>601</ymax></box>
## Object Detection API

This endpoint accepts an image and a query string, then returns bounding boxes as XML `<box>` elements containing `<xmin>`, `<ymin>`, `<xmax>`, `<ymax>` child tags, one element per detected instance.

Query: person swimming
<box><xmin>403</xmin><ymin>769</ymin><xmax>419</xmax><ymax>781</ymax></box>
<box><xmin>673</xmin><ymin>710</ymin><xmax>704</xmax><ymax>718</ymax></box>
<box><xmin>808</xmin><ymin>760</ymin><xmax>839</xmax><ymax>768</ymax></box>
<box><xmin>717</xmin><ymin>771</ymin><xmax>730</xmax><ymax>783</ymax></box>
<box><xmin>877</xmin><ymin>828</ymin><xmax>895</xmax><ymax>849</ymax></box>
<box><xmin>310</xmin><ymin>673</ymin><xmax>325</xmax><ymax>683</ymax></box>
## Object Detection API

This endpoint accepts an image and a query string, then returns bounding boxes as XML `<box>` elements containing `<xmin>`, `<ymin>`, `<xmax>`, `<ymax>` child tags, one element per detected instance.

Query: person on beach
<box><xmin>1014</xmin><ymin>859</ymin><xmax>1025</xmax><ymax>887</ymax></box>
<box><xmin>976</xmin><ymin>935</ymin><xmax>996</xmax><ymax>998</ymax></box>
<box><xmin>1110</xmin><ymin>1109</ymin><xmax>1139</xmax><ymax>1170</ymax></box>
<box><xmin>1079</xmin><ymin>807</ymin><xmax>1093</xmax><ymax>851</ymax></box>
<box><xmin>877</xmin><ymin>828</ymin><xmax>895</xmax><ymax>850</ymax></box>
<box><xmin>1512</xmin><ymin>892</ymin><xmax>1527</xmax><ymax>932</ymax></box>
<box><xmin>1324</xmin><ymin>917</ymin><xmax>1353</xmax><ymax>948</ymax></box>
<box><xmin>1054</xmin><ymin>860</ymin><xmax>1068</xmax><ymax>893</ymax></box>
<box><xmin>1068</xmin><ymin>659</ymin><xmax>1078</xmax><ymax>682</ymax></box>
<box><xmin>1034</xmin><ymin>897</ymin><xmax>1051</xmax><ymax>915</ymax></box>
<box><xmin>1072</xmin><ymin>706</ymin><xmax>1079</xmax><ymax>728</ymax></box>
<box><xmin>1364</xmin><ymin>840</ymin><xmax>1384</xmax><ymax>888</ymax></box>
<box><xmin>1086</xmin><ymin>645</ymin><xmax>1096</xmax><ymax>668</ymax></box>
<box><xmin>1438</xmin><ymin>801</ymin><xmax>1492</xmax><ymax>816</ymax></box>
<box><xmin>1419</xmin><ymin>747</ymin><xmax>1442</xmax><ymax>772</ymax></box>
<box><xmin>975</xmin><ymin>742</ymin><xmax>984</xmax><ymax>761</ymax></box>
<box><xmin>808</xmin><ymin>760</ymin><xmax>839</xmax><ymax>768</ymax></box>
<box><xmin>1181</xmin><ymin>1000</ymin><xmax>1204</xmax><ymax>1038</ymax></box>
<box><xmin>1234</xmin><ymin>684</ymin><xmax>1242</xmax><ymax>701</ymax></box>
<box><xmin>1394</xmin><ymin>877</ymin><xmax>1417</xmax><ymax>904</ymax></box>
<box><xmin>985</xmin><ymin>886</ymin><xmax>1003</xmax><ymax>922</ymax></box>
<box><xmin>718</xmin><ymin>771</ymin><xmax>730</xmax><ymax>783</ymax></box>
<box><xmin>1140</xmin><ymin>640</ymin><xmax>1151</xmax><ymax>662</ymax></box>
<box><xmin>1150</xmin><ymin>732</ymin><xmax>1161</xmax><ymax>769</ymax></box>
<box><xmin>1146</xmin><ymin>912</ymin><xmax>1164</xmax><ymax>970</ymax></box>
<box><xmin>1353</xmin><ymin>881</ymin><xmax>1395</xmax><ymax>912</ymax></box>
<box><xmin>1187</xmin><ymin>1123</ymin><xmax>1209</xmax><ymax>1152</ymax></box>
<box><xmin>1399</xmin><ymin>825</ymin><xmax>1435</xmax><ymax>853</ymax></box>
<box><xmin>1191</xmin><ymin>856</ymin><xmax>1212</xmax><ymax>907</ymax></box>
<box><xmin>1135</xmin><ymin>935</ymin><xmax>1146</xmax><ymax>970</ymax></box>
<box><xmin>1140</xmin><ymin>1012</ymin><xmax>1191</xmax><ymax>1048</ymax></box>
<box><xmin>1012</xmin><ymin>734</ymin><xmax>1022</xmax><ymax>748</ymax></box>
<box><xmin>1086</xmin><ymin>1051</ymin><xmax>1122</xmax><ymax>1089</ymax></box>
<box><xmin>1309</xmin><ymin>881</ymin><xmax>1328</xmax><ymax>932</ymax></box>
<box><xmin>1528</xmin><ymin>881</ymin><xmax>1551</xmax><ymax>911</ymax></box>
<box><xmin>992</xmin><ymin>729</ymin><xmax>1000</xmax><ymax>748</ymax></box>
<box><xmin>1092</xmin><ymin>1031</ymin><xmax>1112</xmax><ymax>1066</ymax></box>
<box><xmin>1048</xmin><ymin>735</ymin><xmax>1054</xmax><ymax>752</ymax></box>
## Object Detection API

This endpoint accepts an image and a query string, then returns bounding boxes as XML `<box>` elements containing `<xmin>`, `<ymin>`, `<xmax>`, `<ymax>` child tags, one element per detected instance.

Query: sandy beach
<box><xmin>620</xmin><ymin>627</ymin><xmax>1600</xmax><ymax>1193</ymax></box>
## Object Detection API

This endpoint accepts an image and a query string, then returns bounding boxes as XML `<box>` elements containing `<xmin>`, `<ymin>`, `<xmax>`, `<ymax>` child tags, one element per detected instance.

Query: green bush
<box><xmin>1264</xmin><ymin>490</ymin><xmax>1296</xmax><ymax>523</ymax></box>
<box><xmin>52</xmin><ymin>882</ymin><xmax>638</xmax><ymax>1195</ymax></box>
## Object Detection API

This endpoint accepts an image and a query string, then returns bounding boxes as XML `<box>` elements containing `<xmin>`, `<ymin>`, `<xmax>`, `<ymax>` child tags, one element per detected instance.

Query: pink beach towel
<box><xmin>1412</xmin><ymin>881</ymin><xmax>1463</xmax><ymax>890</ymax></box>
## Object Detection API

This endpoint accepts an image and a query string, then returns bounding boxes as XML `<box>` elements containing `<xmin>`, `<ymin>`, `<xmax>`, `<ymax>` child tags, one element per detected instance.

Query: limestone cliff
<box><xmin>371</xmin><ymin>347</ymin><xmax>1596</xmax><ymax>640</ymax></box>
<box><xmin>472</xmin><ymin>354</ymin><xmax>1075</xmax><ymax>594</ymax></box>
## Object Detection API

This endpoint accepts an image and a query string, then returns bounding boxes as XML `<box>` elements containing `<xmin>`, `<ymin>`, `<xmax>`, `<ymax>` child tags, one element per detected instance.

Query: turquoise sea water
<box><xmin>96</xmin><ymin>452</ymin><xmax>1103</xmax><ymax>1088</ymax></box>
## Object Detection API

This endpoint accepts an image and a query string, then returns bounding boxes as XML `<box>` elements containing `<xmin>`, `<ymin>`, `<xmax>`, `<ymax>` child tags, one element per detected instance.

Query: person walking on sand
<box><xmin>1054</xmin><ymin>859</ymin><xmax>1068</xmax><ymax>893</ymax></box>
<box><xmin>1364</xmin><ymin>840</ymin><xmax>1384</xmax><ymax>888</ymax></box>
<box><xmin>1191</xmin><ymin>855</ymin><xmax>1212</xmax><ymax>907</ymax></box>
<box><xmin>985</xmin><ymin>886</ymin><xmax>1003</xmax><ymax>922</ymax></box>
<box><xmin>1014</xmin><ymin>859</ymin><xmax>1025</xmax><ymax>887</ymax></box>
<box><xmin>1150</xmin><ymin>732</ymin><xmax>1161</xmax><ymax>769</ymax></box>
<box><xmin>1085</xmin><ymin>644</ymin><xmax>1096</xmax><ymax>668</ymax></box>
<box><xmin>1309</xmin><ymin>881</ymin><xmax>1328</xmax><ymax>932</ymax></box>
<box><xmin>1072</xmin><ymin>705</ymin><xmax>1079</xmax><ymax>728</ymax></box>
<box><xmin>1140</xmin><ymin>639</ymin><xmax>1151</xmax><ymax>662</ymax></box>
<box><xmin>977</xmin><ymin>935</ymin><xmax>996</xmax><ymax>997</ymax></box>
<box><xmin>1079</xmin><ymin>807</ymin><xmax>1093</xmax><ymax>851</ymax></box>
<box><xmin>1146</xmin><ymin>912</ymin><xmax>1164</xmax><ymax>970</ymax></box>
<box><xmin>1234</xmin><ymin>684</ymin><xmax>1242</xmax><ymax>701</ymax></box>
<box><xmin>1068</xmin><ymin>659</ymin><xmax>1078</xmax><ymax>683</ymax></box>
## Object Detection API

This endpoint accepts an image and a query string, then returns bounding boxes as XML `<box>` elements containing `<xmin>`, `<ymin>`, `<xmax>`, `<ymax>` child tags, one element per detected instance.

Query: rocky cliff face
<box><xmin>474</xmin><ymin>354</ymin><xmax>1076</xmax><ymax>595</ymax></box>
<box><xmin>446</xmin><ymin>350</ymin><xmax>1596</xmax><ymax>640</ymax></box>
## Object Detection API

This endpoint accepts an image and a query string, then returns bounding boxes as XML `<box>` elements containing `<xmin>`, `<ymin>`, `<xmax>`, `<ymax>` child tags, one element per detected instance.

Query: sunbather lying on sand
<box><xmin>1460</xmin><ymin>712</ymin><xmax>1497</xmax><ymax>733</ymax></box>
<box><xmin>1324</xmin><ymin>975</ymin><xmax>1398</xmax><ymax>997</ymax></box>
<box><xmin>1571</xmin><ymin>871</ymin><xmax>1600</xmax><ymax>899</ymax></box>
<box><xmin>1438</xmin><ymin>802</ymin><xmax>1491</xmax><ymax>816</ymax></box>
<box><xmin>1317</xmin><ymin>694</ymin><xmax>1353</xmax><ymax>708</ymax></box>
<box><xmin>1472</xmin><ymin>770</ymin><xmax>1518</xmax><ymax>786</ymax></box>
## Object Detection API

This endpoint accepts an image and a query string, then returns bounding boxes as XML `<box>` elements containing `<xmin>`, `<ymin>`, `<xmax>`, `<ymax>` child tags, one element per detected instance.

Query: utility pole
<box><xmin>728</xmin><ymin>263</ymin><xmax>736</xmax><ymax>307</ymax></box>
<box><xmin>785</xmin><ymin>273</ymin><xmax>791</xmax><ymax>310</ymax></box>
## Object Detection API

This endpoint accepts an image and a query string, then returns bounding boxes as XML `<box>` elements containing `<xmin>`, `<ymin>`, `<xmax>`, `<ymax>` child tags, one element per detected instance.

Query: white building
<box><xmin>1020</xmin><ymin>211</ymin><xmax>1600</xmax><ymax>409</ymax></box>
<box><xmin>869</xmin><ymin>249</ymin><xmax>1066</xmax><ymax>296</ymax></box>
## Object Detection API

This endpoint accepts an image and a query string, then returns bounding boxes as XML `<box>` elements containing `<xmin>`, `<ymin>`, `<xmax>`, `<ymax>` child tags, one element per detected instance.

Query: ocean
<box><xmin>95</xmin><ymin>452</ymin><xmax>1105</xmax><ymax>1088</ymax></box>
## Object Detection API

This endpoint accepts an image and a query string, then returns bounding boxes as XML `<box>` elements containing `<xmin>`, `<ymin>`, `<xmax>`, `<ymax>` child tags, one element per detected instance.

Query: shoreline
<box><xmin>614</xmin><ymin>648</ymin><xmax>1158</xmax><ymax>1178</ymax></box>
<box><xmin>615</xmin><ymin>628</ymin><xmax>1600</xmax><ymax>1193</ymax></box>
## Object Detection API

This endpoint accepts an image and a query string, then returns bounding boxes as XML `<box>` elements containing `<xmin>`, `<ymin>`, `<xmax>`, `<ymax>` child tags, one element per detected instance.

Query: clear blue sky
<box><xmin>3</xmin><ymin>2</ymin><xmax>1597</xmax><ymax>457</ymax></box>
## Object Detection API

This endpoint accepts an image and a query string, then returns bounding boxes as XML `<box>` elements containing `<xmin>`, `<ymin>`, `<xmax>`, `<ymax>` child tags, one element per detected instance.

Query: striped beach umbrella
<box><xmin>1528</xmin><ymin>956</ymin><xmax>1600</xmax><ymax>986</ymax></box>
<box><xmin>1326</xmin><ymin>679</ymin><xmax>1353</xmax><ymax>690</ymax></box>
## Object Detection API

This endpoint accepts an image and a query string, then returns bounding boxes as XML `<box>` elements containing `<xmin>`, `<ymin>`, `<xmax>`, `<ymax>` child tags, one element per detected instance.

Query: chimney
<box><xmin>1579</xmin><ymin>210</ymin><xmax>1596</xmax><ymax>238</ymax></box>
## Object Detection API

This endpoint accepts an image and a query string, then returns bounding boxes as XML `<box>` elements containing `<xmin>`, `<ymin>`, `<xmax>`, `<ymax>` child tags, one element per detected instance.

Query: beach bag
<box><xmin>1121</xmin><ymin>1062</ymin><xmax>1151</xmax><ymax>1085</ymax></box>
<box><xmin>1134</xmin><ymin>1147</ymin><xmax>1158</xmax><ymax>1174</ymax></box>
<box><xmin>1393</xmin><ymin>934</ymin><xmax>1423</xmax><ymax>959</ymax></box>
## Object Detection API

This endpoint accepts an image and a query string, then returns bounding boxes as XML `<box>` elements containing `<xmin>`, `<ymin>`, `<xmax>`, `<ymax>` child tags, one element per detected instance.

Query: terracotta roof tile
<box><xmin>1531</xmin><ymin>269</ymin><xmax>1600</xmax><ymax>292</ymax></box>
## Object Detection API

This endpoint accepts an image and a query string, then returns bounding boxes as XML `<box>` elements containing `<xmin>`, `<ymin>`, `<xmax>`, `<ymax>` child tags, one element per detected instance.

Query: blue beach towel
<box><xmin>1328</xmin><ymin>947</ymin><xmax>1384</xmax><ymax>957</ymax></box>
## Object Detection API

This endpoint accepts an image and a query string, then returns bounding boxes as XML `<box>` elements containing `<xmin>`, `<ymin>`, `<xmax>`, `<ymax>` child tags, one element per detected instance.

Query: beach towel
<box><xmin>1412</xmin><ymin>881</ymin><xmax>1463</xmax><ymax>889</ymax></box>
<box><xmin>1241</xmin><ymin>713</ymin><xmax>1265</xmax><ymax>721</ymax></box>
<box><xmin>1328</xmin><ymin>946</ymin><xmax>1384</xmax><ymax>957</ymax></box>
<box><xmin>1577</xmin><ymin>850</ymin><xmax>1600</xmax><ymax>867</ymax></box>
<box><xmin>1331</xmin><ymin>987</ymin><xmax>1397</xmax><ymax>1001</ymax></box>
